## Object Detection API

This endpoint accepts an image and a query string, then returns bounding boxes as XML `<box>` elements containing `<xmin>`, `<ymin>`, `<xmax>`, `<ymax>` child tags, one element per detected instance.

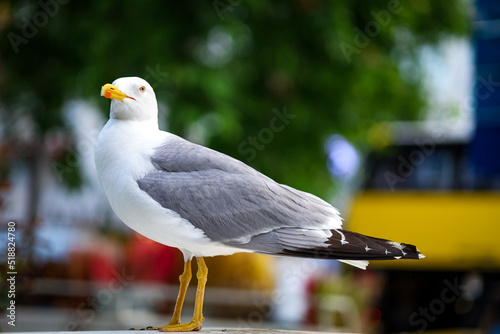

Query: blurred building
<box><xmin>346</xmin><ymin>1</ymin><xmax>500</xmax><ymax>332</ymax></box>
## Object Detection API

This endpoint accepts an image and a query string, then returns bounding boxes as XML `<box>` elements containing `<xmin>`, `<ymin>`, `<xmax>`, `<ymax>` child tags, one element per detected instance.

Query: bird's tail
<box><xmin>280</xmin><ymin>229</ymin><xmax>424</xmax><ymax>269</ymax></box>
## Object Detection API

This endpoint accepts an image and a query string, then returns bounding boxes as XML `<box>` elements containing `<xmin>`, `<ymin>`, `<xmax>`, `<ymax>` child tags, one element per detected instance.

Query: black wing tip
<box><xmin>278</xmin><ymin>246</ymin><xmax>424</xmax><ymax>261</ymax></box>
<box><xmin>277</xmin><ymin>230</ymin><xmax>425</xmax><ymax>261</ymax></box>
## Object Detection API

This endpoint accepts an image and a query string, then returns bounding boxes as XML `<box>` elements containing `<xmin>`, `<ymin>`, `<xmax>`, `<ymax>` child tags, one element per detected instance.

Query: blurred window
<box><xmin>364</xmin><ymin>144</ymin><xmax>500</xmax><ymax>190</ymax></box>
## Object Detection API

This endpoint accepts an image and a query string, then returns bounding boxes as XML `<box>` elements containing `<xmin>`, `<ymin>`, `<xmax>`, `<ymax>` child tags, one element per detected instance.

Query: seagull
<box><xmin>95</xmin><ymin>77</ymin><xmax>424</xmax><ymax>332</ymax></box>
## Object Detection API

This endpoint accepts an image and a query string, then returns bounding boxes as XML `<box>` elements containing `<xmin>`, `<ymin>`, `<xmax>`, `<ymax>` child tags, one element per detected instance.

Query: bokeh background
<box><xmin>1</xmin><ymin>0</ymin><xmax>499</xmax><ymax>333</ymax></box>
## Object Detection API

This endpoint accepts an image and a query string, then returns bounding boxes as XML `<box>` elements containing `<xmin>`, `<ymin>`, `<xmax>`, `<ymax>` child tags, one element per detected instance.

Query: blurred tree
<box><xmin>0</xmin><ymin>0</ymin><xmax>469</xmax><ymax>206</ymax></box>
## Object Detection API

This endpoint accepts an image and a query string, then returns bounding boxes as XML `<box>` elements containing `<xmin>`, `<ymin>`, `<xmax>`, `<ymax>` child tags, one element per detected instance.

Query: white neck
<box><xmin>94</xmin><ymin>118</ymin><xmax>166</xmax><ymax>186</ymax></box>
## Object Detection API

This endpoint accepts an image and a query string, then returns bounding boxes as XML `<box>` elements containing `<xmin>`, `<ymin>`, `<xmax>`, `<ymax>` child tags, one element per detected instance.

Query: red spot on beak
<box><xmin>104</xmin><ymin>91</ymin><xmax>112</xmax><ymax>99</ymax></box>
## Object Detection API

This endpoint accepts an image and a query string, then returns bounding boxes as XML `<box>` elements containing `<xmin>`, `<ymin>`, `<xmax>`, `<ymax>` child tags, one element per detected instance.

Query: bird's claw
<box><xmin>129</xmin><ymin>326</ymin><xmax>158</xmax><ymax>331</ymax></box>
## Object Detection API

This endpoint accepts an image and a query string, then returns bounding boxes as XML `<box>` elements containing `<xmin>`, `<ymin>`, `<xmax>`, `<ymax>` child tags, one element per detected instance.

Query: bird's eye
<box><xmin>139</xmin><ymin>86</ymin><xmax>146</xmax><ymax>93</ymax></box>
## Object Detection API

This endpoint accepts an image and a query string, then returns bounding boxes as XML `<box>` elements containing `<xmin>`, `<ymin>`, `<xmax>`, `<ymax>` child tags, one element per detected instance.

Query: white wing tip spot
<box><xmin>387</xmin><ymin>241</ymin><xmax>405</xmax><ymax>250</ymax></box>
<box><xmin>365</xmin><ymin>245</ymin><xmax>372</xmax><ymax>252</ymax></box>
<box><xmin>418</xmin><ymin>253</ymin><xmax>426</xmax><ymax>259</ymax></box>
<box><xmin>334</xmin><ymin>229</ymin><xmax>349</xmax><ymax>245</ymax></box>
<box><xmin>394</xmin><ymin>256</ymin><xmax>401</xmax><ymax>259</ymax></box>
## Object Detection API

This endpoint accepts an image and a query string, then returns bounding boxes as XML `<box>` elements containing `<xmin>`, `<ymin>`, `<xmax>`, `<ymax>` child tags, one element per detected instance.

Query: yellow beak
<box><xmin>101</xmin><ymin>84</ymin><xmax>134</xmax><ymax>102</ymax></box>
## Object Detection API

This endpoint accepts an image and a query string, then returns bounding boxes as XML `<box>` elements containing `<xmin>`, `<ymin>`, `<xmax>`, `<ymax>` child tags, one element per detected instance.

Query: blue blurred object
<box><xmin>325</xmin><ymin>134</ymin><xmax>360</xmax><ymax>181</ymax></box>
<box><xmin>470</xmin><ymin>0</ymin><xmax>500</xmax><ymax>178</ymax></box>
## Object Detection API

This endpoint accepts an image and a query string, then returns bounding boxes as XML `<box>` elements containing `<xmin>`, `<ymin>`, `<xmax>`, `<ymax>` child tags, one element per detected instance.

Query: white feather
<box><xmin>339</xmin><ymin>260</ymin><xmax>369</xmax><ymax>270</ymax></box>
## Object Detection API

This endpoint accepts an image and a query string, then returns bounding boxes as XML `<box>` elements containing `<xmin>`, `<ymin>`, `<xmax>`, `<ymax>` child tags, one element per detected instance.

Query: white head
<box><xmin>101</xmin><ymin>77</ymin><xmax>157</xmax><ymax>121</ymax></box>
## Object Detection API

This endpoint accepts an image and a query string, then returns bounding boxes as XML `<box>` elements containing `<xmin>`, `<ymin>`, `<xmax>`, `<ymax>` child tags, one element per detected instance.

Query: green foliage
<box><xmin>0</xmin><ymin>0</ymin><xmax>469</xmax><ymax>197</ymax></box>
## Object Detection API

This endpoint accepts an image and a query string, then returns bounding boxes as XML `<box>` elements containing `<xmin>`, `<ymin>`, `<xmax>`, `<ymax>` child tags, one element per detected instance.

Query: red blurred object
<box><xmin>88</xmin><ymin>249</ymin><xmax>117</xmax><ymax>282</ymax></box>
<box><xmin>125</xmin><ymin>233</ymin><xmax>183</xmax><ymax>283</ymax></box>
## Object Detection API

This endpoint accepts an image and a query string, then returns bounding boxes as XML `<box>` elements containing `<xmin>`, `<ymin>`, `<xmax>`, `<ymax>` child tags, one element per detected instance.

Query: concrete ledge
<box><xmin>11</xmin><ymin>328</ymin><xmax>346</xmax><ymax>334</ymax></box>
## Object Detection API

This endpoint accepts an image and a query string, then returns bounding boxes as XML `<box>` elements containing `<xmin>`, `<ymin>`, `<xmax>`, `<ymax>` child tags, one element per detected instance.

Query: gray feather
<box><xmin>137</xmin><ymin>135</ymin><xmax>340</xmax><ymax>250</ymax></box>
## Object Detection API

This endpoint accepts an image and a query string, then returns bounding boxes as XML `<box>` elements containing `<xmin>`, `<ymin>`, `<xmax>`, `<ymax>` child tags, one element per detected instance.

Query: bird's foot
<box><xmin>129</xmin><ymin>320</ymin><xmax>202</xmax><ymax>332</ymax></box>
<box><xmin>158</xmin><ymin>320</ymin><xmax>203</xmax><ymax>332</ymax></box>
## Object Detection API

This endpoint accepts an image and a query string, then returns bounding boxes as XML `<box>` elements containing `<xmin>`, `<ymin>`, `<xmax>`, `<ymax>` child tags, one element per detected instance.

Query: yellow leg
<box><xmin>169</xmin><ymin>259</ymin><xmax>192</xmax><ymax>325</ymax></box>
<box><xmin>191</xmin><ymin>257</ymin><xmax>208</xmax><ymax>326</ymax></box>
<box><xmin>131</xmin><ymin>257</ymin><xmax>208</xmax><ymax>332</ymax></box>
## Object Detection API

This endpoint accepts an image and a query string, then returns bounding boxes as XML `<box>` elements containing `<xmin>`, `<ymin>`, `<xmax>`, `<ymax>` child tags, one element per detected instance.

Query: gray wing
<box><xmin>137</xmin><ymin>135</ymin><xmax>342</xmax><ymax>254</ymax></box>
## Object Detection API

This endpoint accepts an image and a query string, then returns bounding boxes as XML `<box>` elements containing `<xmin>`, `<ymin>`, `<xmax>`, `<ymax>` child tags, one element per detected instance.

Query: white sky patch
<box><xmin>419</xmin><ymin>38</ymin><xmax>475</xmax><ymax>124</ymax></box>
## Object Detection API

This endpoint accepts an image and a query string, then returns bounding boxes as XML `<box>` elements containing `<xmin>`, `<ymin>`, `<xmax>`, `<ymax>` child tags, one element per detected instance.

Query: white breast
<box><xmin>94</xmin><ymin>119</ymin><xmax>246</xmax><ymax>259</ymax></box>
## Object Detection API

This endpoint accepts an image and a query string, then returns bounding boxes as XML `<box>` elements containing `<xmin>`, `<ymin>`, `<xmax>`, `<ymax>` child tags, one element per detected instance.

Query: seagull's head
<box><xmin>101</xmin><ymin>77</ymin><xmax>157</xmax><ymax>121</ymax></box>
